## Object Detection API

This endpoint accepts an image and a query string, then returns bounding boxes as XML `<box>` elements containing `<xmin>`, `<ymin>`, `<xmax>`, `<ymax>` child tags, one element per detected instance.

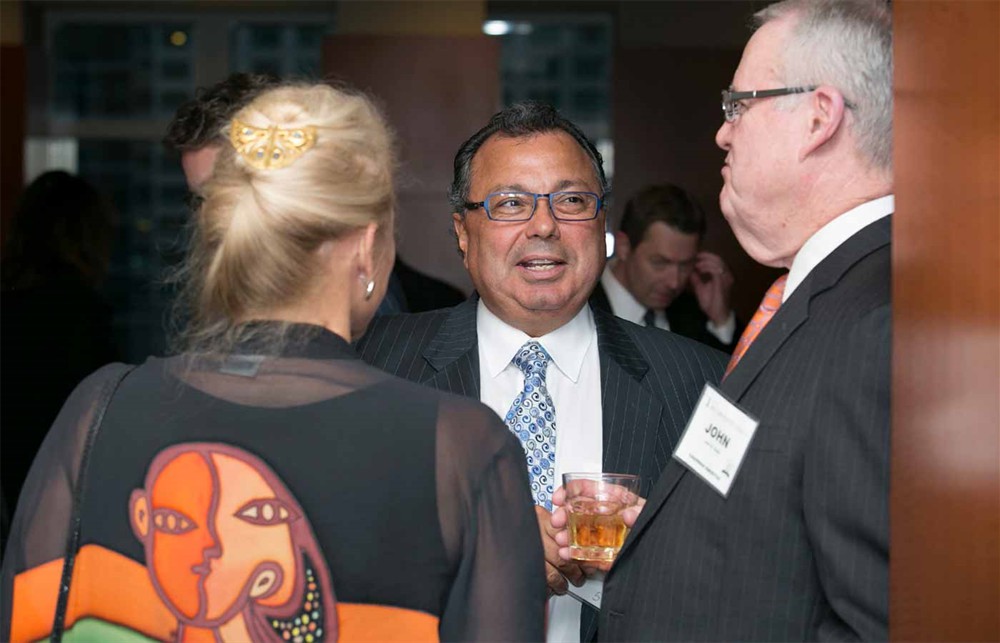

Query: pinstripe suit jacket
<box><xmin>601</xmin><ymin>216</ymin><xmax>892</xmax><ymax>641</ymax></box>
<box><xmin>356</xmin><ymin>296</ymin><xmax>727</xmax><ymax>641</ymax></box>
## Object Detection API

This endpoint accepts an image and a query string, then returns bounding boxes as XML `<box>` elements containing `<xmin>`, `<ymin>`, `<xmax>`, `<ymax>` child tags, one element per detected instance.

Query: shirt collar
<box><xmin>600</xmin><ymin>264</ymin><xmax>647</xmax><ymax>325</ymax></box>
<box><xmin>784</xmin><ymin>194</ymin><xmax>894</xmax><ymax>302</ymax></box>
<box><xmin>477</xmin><ymin>299</ymin><xmax>596</xmax><ymax>383</ymax></box>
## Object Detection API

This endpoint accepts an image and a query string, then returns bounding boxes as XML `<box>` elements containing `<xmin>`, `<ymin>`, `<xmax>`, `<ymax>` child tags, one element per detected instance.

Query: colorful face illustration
<box><xmin>130</xmin><ymin>443</ymin><xmax>333</xmax><ymax>639</ymax></box>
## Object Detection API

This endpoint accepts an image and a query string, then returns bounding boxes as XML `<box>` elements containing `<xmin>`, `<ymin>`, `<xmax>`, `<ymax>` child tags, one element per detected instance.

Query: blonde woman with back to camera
<box><xmin>1</xmin><ymin>82</ymin><xmax>545</xmax><ymax>643</ymax></box>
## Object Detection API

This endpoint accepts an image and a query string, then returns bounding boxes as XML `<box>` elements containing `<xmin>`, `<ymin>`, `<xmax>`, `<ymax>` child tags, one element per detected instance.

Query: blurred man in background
<box><xmin>591</xmin><ymin>183</ymin><xmax>741</xmax><ymax>352</ymax></box>
<box><xmin>164</xmin><ymin>72</ymin><xmax>281</xmax><ymax>192</ymax></box>
<box><xmin>1</xmin><ymin>171</ymin><xmax>119</xmax><ymax>527</ymax></box>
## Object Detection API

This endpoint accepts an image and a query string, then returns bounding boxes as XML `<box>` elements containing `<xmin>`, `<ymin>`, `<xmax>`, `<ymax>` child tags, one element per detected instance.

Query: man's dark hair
<box><xmin>163</xmin><ymin>72</ymin><xmax>282</xmax><ymax>151</ymax></box>
<box><xmin>448</xmin><ymin>101</ymin><xmax>610</xmax><ymax>213</ymax></box>
<box><xmin>619</xmin><ymin>184</ymin><xmax>707</xmax><ymax>248</ymax></box>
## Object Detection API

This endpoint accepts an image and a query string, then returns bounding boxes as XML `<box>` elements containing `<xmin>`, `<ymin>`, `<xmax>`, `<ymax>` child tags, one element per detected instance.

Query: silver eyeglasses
<box><xmin>721</xmin><ymin>86</ymin><xmax>817</xmax><ymax>122</ymax></box>
<box><xmin>463</xmin><ymin>191</ymin><xmax>605</xmax><ymax>222</ymax></box>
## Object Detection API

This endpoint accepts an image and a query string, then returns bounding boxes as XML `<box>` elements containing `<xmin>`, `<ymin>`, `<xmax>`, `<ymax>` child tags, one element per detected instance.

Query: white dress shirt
<box><xmin>476</xmin><ymin>299</ymin><xmax>603</xmax><ymax>643</ymax></box>
<box><xmin>599</xmin><ymin>265</ymin><xmax>736</xmax><ymax>344</ymax></box>
<box><xmin>784</xmin><ymin>195</ymin><xmax>894</xmax><ymax>302</ymax></box>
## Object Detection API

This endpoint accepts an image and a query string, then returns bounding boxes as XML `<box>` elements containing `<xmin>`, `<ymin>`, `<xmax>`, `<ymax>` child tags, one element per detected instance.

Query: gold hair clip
<box><xmin>230</xmin><ymin>119</ymin><xmax>317</xmax><ymax>170</ymax></box>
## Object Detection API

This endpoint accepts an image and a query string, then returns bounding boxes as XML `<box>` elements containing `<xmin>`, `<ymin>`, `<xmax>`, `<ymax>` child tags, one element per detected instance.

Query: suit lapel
<box><xmin>721</xmin><ymin>288</ymin><xmax>810</xmax><ymax>400</ymax></box>
<box><xmin>576</xmin><ymin>308</ymin><xmax>663</xmax><ymax>640</ymax></box>
<box><xmin>724</xmin><ymin>215</ymin><xmax>892</xmax><ymax>401</ymax></box>
<box><xmin>593</xmin><ymin>307</ymin><xmax>665</xmax><ymax>495</ymax></box>
<box><xmin>617</xmin><ymin>459</ymin><xmax>686</xmax><ymax>560</ymax></box>
<box><xmin>589</xmin><ymin>281</ymin><xmax>613</xmax><ymax>315</ymax></box>
<box><xmin>421</xmin><ymin>297</ymin><xmax>481</xmax><ymax>397</ymax></box>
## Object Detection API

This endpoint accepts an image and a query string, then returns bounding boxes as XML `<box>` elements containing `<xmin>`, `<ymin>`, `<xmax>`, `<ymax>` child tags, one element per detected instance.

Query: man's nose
<box><xmin>525</xmin><ymin>197</ymin><xmax>559</xmax><ymax>238</ymax></box>
<box><xmin>664</xmin><ymin>266</ymin><xmax>681</xmax><ymax>289</ymax></box>
<box><xmin>715</xmin><ymin>120</ymin><xmax>732</xmax><ymax>150</ymax></box>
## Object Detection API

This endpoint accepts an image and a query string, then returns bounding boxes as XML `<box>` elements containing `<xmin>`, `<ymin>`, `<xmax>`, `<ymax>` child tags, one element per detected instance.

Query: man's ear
<box><xmin>800</xmin><ymin>84</ymin><xmax>848</xmax><ymax>160</ymax></box>
<box><xmin>614</xmin><ymin>231</ymin><xmax>632</xmax><ymax>261</ymax></box>
<box><xmin>452</xmin><ymin>213</ymin><xmax>470</xmax><ymax>268</ymax></box>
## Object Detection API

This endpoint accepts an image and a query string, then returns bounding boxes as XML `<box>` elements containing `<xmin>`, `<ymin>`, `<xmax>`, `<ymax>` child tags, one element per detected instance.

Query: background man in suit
<box><xmin>590</xmin><ymin>183</ymin><xmax>742</xmax><ymax>353</ymax></box>
<box><xmin>356</xmin><ymin>101</ymin><xmax>726</xmax><ymax>642</ymax></box>
<box><xmin>164</xmin><ymin>72</ymin><xmax>281</xmax><ymax>192</ymax></box>
<box><xmin>582</xmin><ymin>0</ymin><xmax>894</xmax><ymax>639</ymax></box>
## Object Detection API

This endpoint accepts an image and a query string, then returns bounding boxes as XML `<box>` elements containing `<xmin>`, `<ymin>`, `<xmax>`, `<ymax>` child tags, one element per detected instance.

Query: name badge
<box><xmin>673</xmin><ymin>384</ymin><xmax>759</xmax><ymax>497</ymax></box>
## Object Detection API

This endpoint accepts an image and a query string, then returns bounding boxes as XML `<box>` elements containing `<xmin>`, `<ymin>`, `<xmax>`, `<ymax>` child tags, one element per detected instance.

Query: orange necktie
<box><xmin>724</xmin><ymin>273</ymin><xmax>788</xmax><ymax>378</ymax></box>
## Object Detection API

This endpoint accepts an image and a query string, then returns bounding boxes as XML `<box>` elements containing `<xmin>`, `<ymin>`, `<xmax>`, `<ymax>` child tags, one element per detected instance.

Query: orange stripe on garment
<box><xmin>11</xmin><ymin>544</ymin><xmax>175</xmax><ymax>642</ymax></box>
<box><xmin>338</xmin><ymin>603</ymin><xmax>439</xmax><ymax>642</ymax></box>
<box><xmin>12</xmin><ymin>545</ymin><xmax>440</xmax><ymax>643</ymax></box>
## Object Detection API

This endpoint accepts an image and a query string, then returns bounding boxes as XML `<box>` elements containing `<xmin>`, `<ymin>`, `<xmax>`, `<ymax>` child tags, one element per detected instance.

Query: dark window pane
<box><xmin>296</xmin><ymin>56</ymin><xmax>319</xmax><ymax>77</ymax></box>
<box><xmin>51</xmin><ymin>22</ymin><xmax>193</xmax><ymax>119</ymax></box>
<box><xmin>544</xmin><ymin>58</ymin><xmax>562</xmax><ymax>80</ymax></box>
<box><xmin>528</xmin><ymin>24</ymin><xmax>561</xmax><ymax>46</ymax></box>
<box><xmin>250</xmin><ymin>25</ymin><xmax>282</xmax><ymax>49</ymax></box>
<box><xmin>297</xmin><ymin>25</ymin><xmax>325</xmax><ymax>49</ymax></box>
<box><xmin>231</xmin><ymin>23</ymin><xmax>326</xmax><ymax>77</ymax></box>
<box><xmin>573</xmin><ymin>89</ymin><xmax>607</xmax><ymax>118</ymax></box>
<box><xmin>161</xmin><ymin>60</ymin><xmax>189</xmax><ymax>80</ymax></box>
<box><xmin>496</xmin><ymin>15</ymin><xmax>611</xmax><ymax>140</ymax></box>
<box><xmin>575</xmin><ymin>24</ymin><xmax>608</xmax><ymax>46</ymax></box>
<box><xmin>76</xmin><ymin>140</ymin><xmax>187</xmax><ymax>360</ymax></box>
<box><xmin>527</xmin><ymin>89</ymin><xmax>560</xmax><ymax>109</ymax></box>
<box><xmin>574</xmin><ymin>55</ymin><xmax>607</xmax><ymax>81</ymax></box>
<box><xmin>158</xmin><ymin>90</ymin><xmax>190</xmax><ymax>115</ymax></box>
<box><xmin>252</xmin><ymin>59</ymin><xmax>282</xmax><ymax>76</ymax></box>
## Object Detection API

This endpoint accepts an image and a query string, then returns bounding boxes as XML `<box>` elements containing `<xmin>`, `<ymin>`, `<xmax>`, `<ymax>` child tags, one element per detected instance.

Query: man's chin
<box><xmin>519</xmin><ymin>295</ymin><xmax>579</xmax><ymax>315</ymax></box>
<box><xmin>483</xmin><ymin>291</ymin><xmax>585</xmax><ymax>332</ymax></box>
<box><xmin>646</xmin><ymin>294</ymin><xmax>678</xmax><ymax>310</ymax></box>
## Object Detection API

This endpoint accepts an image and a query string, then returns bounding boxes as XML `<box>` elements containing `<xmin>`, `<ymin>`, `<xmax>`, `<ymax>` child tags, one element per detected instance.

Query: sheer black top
<box><xmin>1</xmin><ymin>324</ymin><xmax>544</xmax><ymax>642</ymax></box>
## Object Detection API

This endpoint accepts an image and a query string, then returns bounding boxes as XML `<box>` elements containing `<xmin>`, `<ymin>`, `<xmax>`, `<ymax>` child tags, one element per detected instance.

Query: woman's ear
<box><xmin>355</xmin><ymin>222</ymin><xmax>380</xmax><ymax>282</ymax></box>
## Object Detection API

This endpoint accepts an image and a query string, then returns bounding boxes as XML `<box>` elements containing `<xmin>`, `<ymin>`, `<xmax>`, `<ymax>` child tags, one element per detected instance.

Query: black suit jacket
<box><xmin>601</xmin><ymin>216</ymin><xmax>892</xmax><ymax>641</ymax></box>
<box><xmin>394</xmin><ymin>258</ymin><xmax>466</xmax><ymax>313</ymax></box>
<box><xmin>590</xmin><ymin>283</ymin><xmax>742</xmax><ymax>353</ymax></box>
<box><xmin>356</xmin><ymin>297</ymin><xmax>727</xmax><ymax>640</ymax></box>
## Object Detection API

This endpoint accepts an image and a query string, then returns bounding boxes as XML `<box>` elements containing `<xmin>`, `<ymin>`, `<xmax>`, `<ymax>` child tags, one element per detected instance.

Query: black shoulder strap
<box><xmin>51</xmin><ymin>364</ymin><xmax>136</xmax><ymax>642</ymax></box>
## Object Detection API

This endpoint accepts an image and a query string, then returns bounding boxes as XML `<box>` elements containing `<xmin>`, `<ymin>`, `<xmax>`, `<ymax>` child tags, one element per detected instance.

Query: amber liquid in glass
<box><xmin>567</xmin><ymin>498</ymin><xmax>629</xmax><ymax>562</ymax></box>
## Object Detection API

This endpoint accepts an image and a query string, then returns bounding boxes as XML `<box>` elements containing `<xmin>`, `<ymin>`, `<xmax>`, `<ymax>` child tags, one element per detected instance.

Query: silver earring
<box><xmin>364</xmin><ymin>279</ymin><xmax>375</xmax><ymax>300</ymax></box>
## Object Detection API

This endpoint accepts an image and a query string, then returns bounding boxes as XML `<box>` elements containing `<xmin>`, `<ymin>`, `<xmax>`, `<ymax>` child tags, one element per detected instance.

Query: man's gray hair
<box><xmin>756</xmin><ymin>0</ymin><xmax>893</xmax><ymax>172</ymax></box>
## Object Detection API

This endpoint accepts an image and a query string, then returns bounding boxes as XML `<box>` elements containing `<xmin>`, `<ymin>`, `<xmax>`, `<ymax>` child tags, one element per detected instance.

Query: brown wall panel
<box><xmin>324</xmin><ymin>35</ymin><xmax>500</xmax><ymax>294</ymax></box>
<box><xmin>1</xmin><ymin>44</ymin><xmax>26</xmax><ymax>252</ymax></box>
<box><xmin>891</xmin><ymin>1</ymin><xmax>1000</xmax><ymax>640</ymax></box>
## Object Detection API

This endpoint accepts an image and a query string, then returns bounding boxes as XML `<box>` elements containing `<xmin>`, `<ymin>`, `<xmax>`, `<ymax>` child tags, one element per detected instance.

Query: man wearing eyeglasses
<box><xmin>591</xmin><ymin>0</ymin><xmax>893</xmax><ymax>640</ymax></box>
<box><xmin>356</xmin><ymin>101</ymin><xmax>726</xmax><ymax>642</ymax></box>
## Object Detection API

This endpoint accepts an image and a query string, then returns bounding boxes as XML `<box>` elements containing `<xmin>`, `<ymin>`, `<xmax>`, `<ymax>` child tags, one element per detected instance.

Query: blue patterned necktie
<box><xmin>505</xmin><ymin>341</ymin><xmax>557</xmax><ymax>510</ymax></box>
